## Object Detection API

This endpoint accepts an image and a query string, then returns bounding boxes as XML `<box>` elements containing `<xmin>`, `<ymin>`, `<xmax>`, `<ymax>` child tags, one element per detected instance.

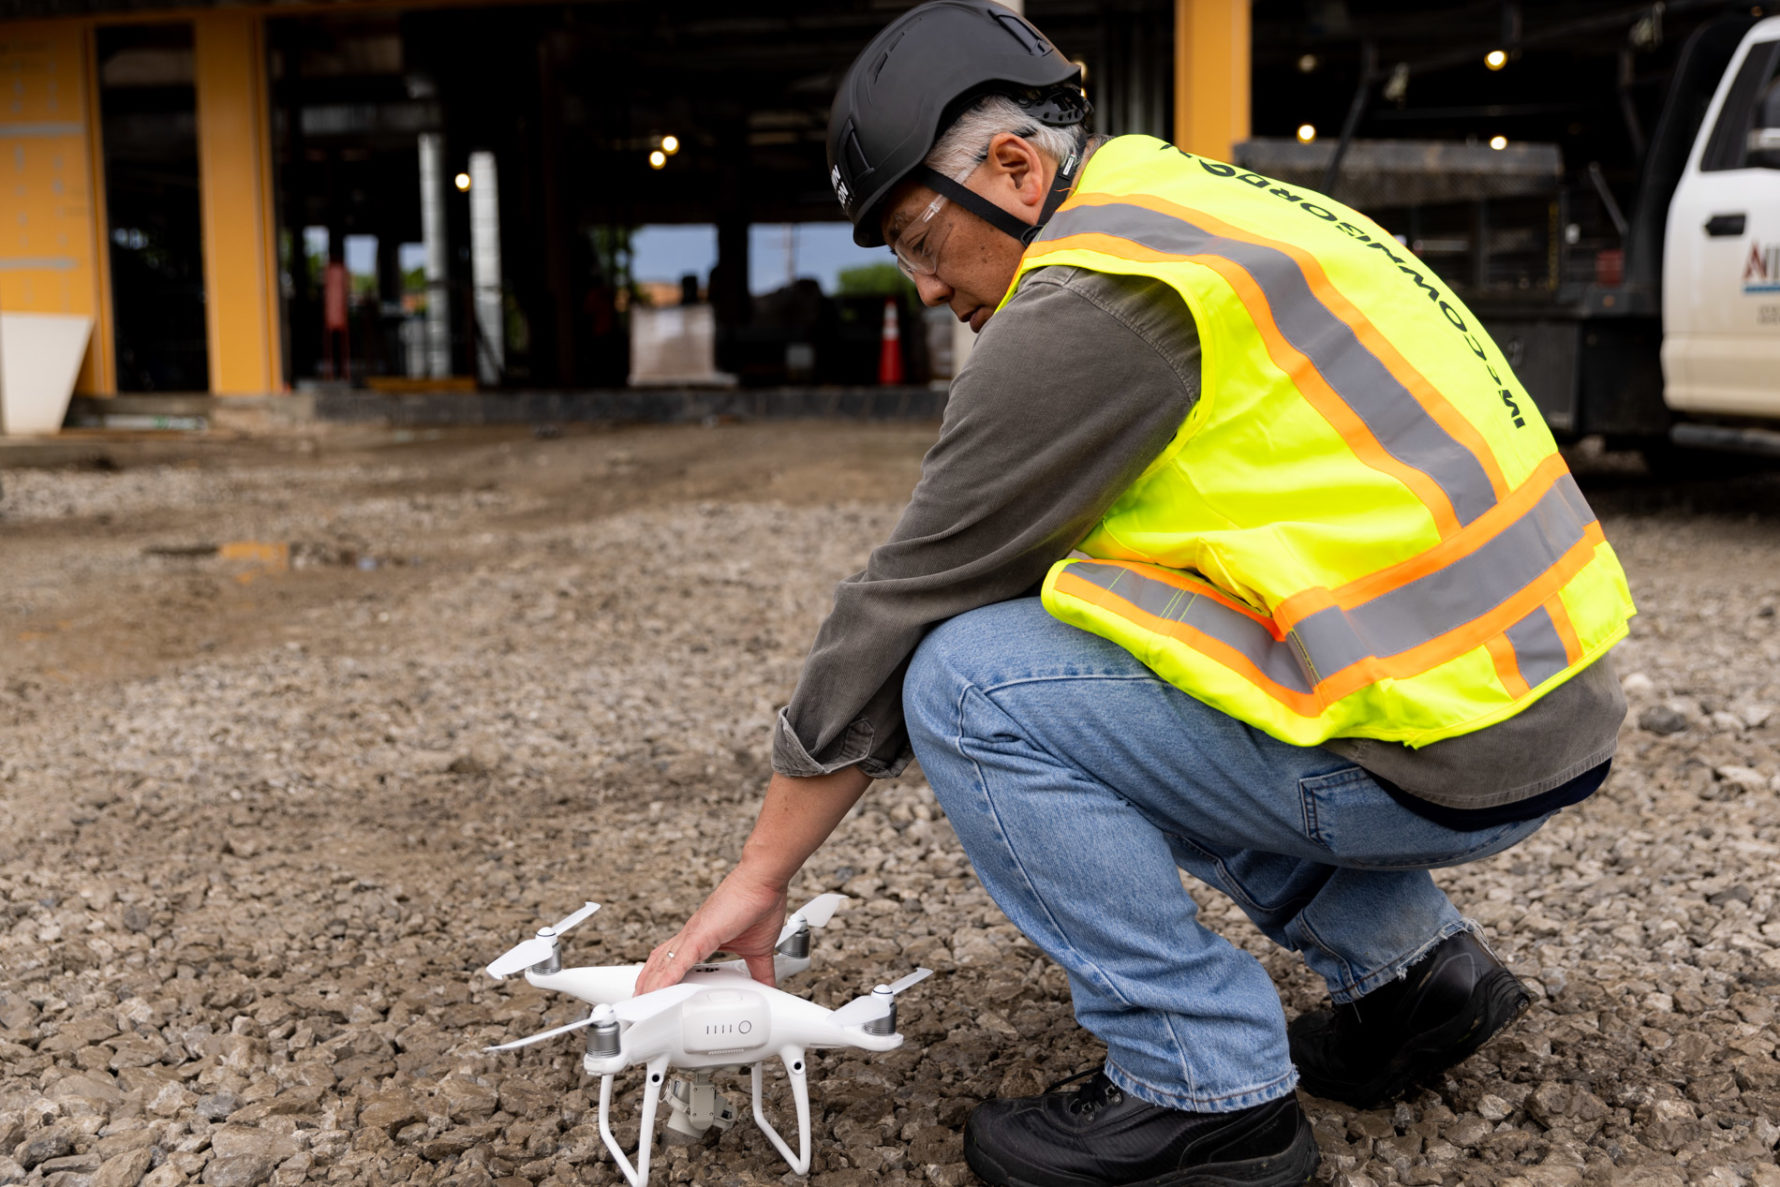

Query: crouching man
<box><xmin>637</xmin><ymin>3</ymin><xmax>1633</xmax><ymax>1183</ymax></box>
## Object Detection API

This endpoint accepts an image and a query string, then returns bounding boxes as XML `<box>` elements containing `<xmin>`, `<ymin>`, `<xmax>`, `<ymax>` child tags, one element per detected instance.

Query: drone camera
<box><xmin>663</xmin><ymin>1071</ymin><xmax>740</xmax><ymax>1146</ymax></box>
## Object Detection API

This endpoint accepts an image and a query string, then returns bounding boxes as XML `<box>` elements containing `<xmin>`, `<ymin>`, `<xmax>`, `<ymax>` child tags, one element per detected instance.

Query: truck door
<box><xmin>1663</xmin><ymin>18</ymin><xmax>1780</xmax><ymax>417</ymax></box>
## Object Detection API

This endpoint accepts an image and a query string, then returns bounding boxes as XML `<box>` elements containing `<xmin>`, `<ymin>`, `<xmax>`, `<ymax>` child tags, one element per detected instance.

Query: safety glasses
<box><xmin>891</xmin><ymin>191</ymin><xmax>954</xmax><ymax>278</ymax></box>
<box><xmin>890</xmin><ymin>159</ymin><xmax>987</xmax><ymax>277</ymax></box>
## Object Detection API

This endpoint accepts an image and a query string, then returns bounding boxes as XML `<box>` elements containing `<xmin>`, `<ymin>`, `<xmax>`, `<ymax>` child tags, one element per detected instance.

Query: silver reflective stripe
<box><xmin>1504</xmin><ymin>605</ymin><xmax>1570</xmax><ymax>689</ymax></box>
<box><xmin>1062</xmin><ymin>471</ymin><xmax>1596</xmax><ymax>693</ymax></box>
<box><xmin>1063</xmin><ymin>563</ymin><xmax>1315</xmax><ymax>693</ymax></box>
<box><xmin>1041</xmin><ymin>203</ymin><xmax>1499</xmax><ymax>528</ymax></box>
<box><xmin>1288</xmin><ymin>472</ymin><xmax>1594</xmax><ymax>678</ymax></box>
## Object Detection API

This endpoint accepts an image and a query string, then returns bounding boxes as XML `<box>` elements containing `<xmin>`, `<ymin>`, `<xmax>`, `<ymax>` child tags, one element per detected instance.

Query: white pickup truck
<box><xmin>1661</xmin><ymin>14</ymin><xmax>1780</xmax><ymax>433</ymax></box>
<box><xmin>1473</xmin><ymin>14</ymin><xmax>1780</xmax><ymax>462</ymax></box>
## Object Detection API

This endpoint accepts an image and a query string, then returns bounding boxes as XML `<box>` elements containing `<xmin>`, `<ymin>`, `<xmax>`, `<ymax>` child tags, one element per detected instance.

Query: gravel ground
<box><xmin>3</xmin><ymin>422</ymin><xmax>1780</xmax><ymax>1187</ymax></box>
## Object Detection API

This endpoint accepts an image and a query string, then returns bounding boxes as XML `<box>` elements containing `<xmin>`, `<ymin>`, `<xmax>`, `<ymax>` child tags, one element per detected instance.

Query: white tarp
<box><xmin>0</xmin><ymin>313</ymin><xmax>93</xmax><ymax>436</ymax></box>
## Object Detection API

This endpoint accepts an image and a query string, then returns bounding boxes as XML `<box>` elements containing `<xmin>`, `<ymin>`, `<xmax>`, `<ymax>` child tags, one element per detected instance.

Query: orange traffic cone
<box><xmin>877</xmin><ymin>297</ymin><xmax>904</xmax><ymax>385</ymax></box>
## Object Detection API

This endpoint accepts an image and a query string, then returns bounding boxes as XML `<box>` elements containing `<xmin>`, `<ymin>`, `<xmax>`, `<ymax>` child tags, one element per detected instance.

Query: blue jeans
<box><xmin>902</xmin><ymin>599</ymin><xmax>1551</xmax><ymax>1113</ymax></box>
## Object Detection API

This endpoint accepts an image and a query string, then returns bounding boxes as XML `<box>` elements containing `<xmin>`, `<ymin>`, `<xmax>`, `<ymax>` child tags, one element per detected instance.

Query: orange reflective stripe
<box><xmin>1079</xmin><ymin>558</ymin><xmax>1283</xmax><ymax>634</ymax></box>
<box><xmin>1485</xmin><ymin>634</ymin><xmax>1532</xmax><ymax>698</ymax></box>
<box><xmin>1067</xmin><ymin>190</ymin><xmax>1513</xmax><ymax>505</ymax></box>
<box><xmin>1028</xmin><ymin>232</ymin><xmax>1466</xmax><ymax>539</ymax></box>
<box><xmin>1545</xmin><ymin>594</ymin><xmax>1583</xmax><ymax>666</ymax></box>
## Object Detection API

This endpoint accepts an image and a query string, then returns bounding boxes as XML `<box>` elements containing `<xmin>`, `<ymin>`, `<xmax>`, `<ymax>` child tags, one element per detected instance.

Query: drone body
<box><xmin>482</xmin><ymin>895</ymin><xmax>930</xmax><ymax>1187</ymax></box>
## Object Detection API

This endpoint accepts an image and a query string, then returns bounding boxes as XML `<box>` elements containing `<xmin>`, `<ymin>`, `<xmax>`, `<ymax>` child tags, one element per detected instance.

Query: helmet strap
<box><xmin>912</xmin><ymin>141</ymin><xmax>1083</xmax><ymax>250</ymax></box>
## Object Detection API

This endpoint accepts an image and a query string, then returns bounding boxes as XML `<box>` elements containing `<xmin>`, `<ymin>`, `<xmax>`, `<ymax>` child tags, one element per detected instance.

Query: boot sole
<box><xmin>963</xmin><ymin>1110</ymin><xmax>1320</xmax><ymax>1187</ymax></box>
<box><xmin>1296</xmin><ymin>969</ymin><xmax>1531</xmax><ymax>1110</ymax></box>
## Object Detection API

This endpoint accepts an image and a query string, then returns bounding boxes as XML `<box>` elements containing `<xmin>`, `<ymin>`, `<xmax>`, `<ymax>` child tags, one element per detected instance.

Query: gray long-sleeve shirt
<box><xmin>773</xmin><ymin>265</ymin><xmax>1623</xmax><ymax>810</ymax></box>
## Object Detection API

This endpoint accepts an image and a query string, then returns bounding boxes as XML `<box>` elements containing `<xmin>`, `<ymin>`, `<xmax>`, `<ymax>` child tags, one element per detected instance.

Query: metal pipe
<box><xmin>1321</xmin><ymin>41</ymin><xmax>1377</xmax><ymax>199</ymax></box>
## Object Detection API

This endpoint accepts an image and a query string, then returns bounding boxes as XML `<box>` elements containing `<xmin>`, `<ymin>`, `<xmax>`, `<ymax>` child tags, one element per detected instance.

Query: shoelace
<box><xmin>1045</xmin><ymin>1068</ymin><xmax>1127</xmax><ymax>1117</ymax></box>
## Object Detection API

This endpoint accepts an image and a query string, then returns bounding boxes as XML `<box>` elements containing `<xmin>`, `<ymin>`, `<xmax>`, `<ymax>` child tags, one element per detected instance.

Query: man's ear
<box><xmin>984</xmin><ymin>133</ymin><xmax>1046</xmax><ymax>213</ymax></box>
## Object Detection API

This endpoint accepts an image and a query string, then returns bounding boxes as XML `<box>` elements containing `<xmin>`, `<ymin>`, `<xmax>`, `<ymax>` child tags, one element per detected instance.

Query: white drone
<box><xmin>481</xmin><ymin>894</ymin><xmax>931</xmax><ymax>1187</ymax></box>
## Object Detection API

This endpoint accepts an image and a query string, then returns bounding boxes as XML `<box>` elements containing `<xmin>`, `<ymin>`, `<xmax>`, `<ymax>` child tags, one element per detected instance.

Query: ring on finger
<box><xmin>666</xmin><ymin>951</ymin><xmax>675</xmax><ymax>959</ymax></box>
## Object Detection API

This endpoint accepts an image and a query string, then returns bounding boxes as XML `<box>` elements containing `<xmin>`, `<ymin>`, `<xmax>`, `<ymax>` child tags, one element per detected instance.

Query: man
<box><xmin>635</xmin><ymin>3</ymin><xmax>1634</xmax><ymax>1184</ymax></box>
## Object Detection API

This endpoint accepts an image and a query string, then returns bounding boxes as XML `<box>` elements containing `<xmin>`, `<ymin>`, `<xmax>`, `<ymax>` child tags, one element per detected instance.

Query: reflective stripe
<box><xmin>1061</xmin><ymin>562</ymin><xmax>1314</xmax><ymax>694</ymax></box>
<box><xmin>1288</xmin><ymin>472</ymin><xmax>1594</xmax><ymax>677</ymax></box>
<box><xmin>1484</xmin><ymin>633</ymin><xmax>1531</xmax><ymax>698</ymax></box>
<box><xmin>1038</xmin><ymin>202</ymin><xmax>1501</xmax><ymax>529</ymax></box>
<box><xmin>1057</xmin><ymin>470</ymin><xmax>1599</xmax><ymax>705</ymax></box>
<box><xmin>1504</xmin><ymin>606</ymin><xmax>1570</xmax><ymax>690</ymax></box>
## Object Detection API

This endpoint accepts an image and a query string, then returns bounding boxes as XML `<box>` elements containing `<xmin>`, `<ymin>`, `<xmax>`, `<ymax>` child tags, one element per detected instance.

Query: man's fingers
<box><xmin>743</xmin><ymin>951</ymin><xmax>777</xmax><ymax>988</ymax></box>
<box><xmin>637</xmin><ymin>938</ymin><xmax>695</xmax><ymax>995</ymax></box>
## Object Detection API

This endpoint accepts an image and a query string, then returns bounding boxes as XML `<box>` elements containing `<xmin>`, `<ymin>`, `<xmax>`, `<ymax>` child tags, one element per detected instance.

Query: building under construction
<box><xmin>0</xmin><ymin>0</ymin><xmax>1753</xmax><ymax>411</ymax></box>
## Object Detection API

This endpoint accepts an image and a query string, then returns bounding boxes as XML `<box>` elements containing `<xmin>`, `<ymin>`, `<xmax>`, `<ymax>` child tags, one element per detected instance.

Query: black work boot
<box><xmin>1288</xmin><ymin>929</ymin><xmax>1530</xmax><ymax>1109</ymax></box>
<box><xmin>962</xmin><ymin>1069</ymin><xmax>1320</xmax><ymax>1187</ymax></box>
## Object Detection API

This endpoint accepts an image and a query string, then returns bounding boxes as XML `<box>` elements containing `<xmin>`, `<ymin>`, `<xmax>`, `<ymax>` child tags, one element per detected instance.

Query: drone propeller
<box><xmin>774</xmin><ymin>892</ymin><xmax>848</xmax><ymax>949</ymax></box>
<box><xmin>486</xmin><ymin>901</ymin><xmax>601</xmax><ymax>980</ymax></box>
<box><xmin>486</xmin><ymin>982</ymin><xmax>704</xmax><ymax>1052</ymax></box>
<box><xmin>830</xmin><ymin>967</ymin><xmax>933</xmax><ymax>1030</ymax></box>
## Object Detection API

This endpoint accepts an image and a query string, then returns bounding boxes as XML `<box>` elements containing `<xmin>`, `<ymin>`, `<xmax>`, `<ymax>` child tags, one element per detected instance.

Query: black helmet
<box><xmin>827</xmin><ymin>0</ymin><xmax>1088</xmax><ymax>247</ymax></box>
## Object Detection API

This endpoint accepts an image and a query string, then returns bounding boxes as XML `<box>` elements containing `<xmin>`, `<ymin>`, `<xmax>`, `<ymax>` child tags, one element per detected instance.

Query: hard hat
<box><xmin>827</xmin><ymin>0</ymin><xmax>1088</xmax><ymax>247</ymax></box>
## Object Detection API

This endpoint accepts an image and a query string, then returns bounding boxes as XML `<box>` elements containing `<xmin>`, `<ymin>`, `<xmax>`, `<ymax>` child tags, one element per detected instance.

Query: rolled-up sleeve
<box><xmin>773</xmin><ymin>266</ymin><xmax>1202</xmax><ymax>779</ymax></box>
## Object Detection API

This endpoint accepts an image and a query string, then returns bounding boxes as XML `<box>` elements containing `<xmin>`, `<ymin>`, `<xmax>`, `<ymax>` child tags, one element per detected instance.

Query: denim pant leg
<box><xmin>903</xmin><ymin>599</ymin><xmax>1551</xmax><ymax>1111</ymax></box>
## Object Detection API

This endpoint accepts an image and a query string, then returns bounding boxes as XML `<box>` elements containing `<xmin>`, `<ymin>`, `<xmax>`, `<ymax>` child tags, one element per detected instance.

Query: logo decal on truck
<box><xmin>1745</xmin><ymin>242</ymin><xmax>1780</xmax><ymax>293</ymax></box>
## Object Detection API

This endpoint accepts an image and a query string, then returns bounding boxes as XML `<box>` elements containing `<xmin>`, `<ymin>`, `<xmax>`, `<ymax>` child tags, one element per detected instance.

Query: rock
<box><xmin>1714</xmin><ymin>764</ymin><xmax>1767</xmax><ymax>791</ymax></box>
<box><xmin>195</xmin><ymin>1095</ymin><xmax>240</xmax><ymax>1123</ymax></box>
<box><xmin>1524</xmin><ymin>1083</ymin><xmax>1608</xmax><ymax>1128</ymax></box>
<box><xmin>438</xmin><ymin>1079</ymin><xmax>499</xmax><ymax>1123</ymax></box>
<box><xmin>93</xmin><ymin>1148</ymin><xmax>155</xmax><ymax>1187</ymax></box>
<box><xmin>148</xmin><ymin>1083</ymin><xmax>197</xmax><ymax>1119</ymax></box>
<box><xmin>38</xmin><ymin>1151</ymin><xmax>102</xmax><ymax>1175</ymax></box>
<box><xmin>0</xmin><ymin>1156</ymin><xmax>24</xmax><ymax>1186</ymax></box>
<box><xmin>201</xmin><ymin>1154</ymin><xmax>274</xmax><ymax>1187</ymax></box>
<box><xmin>357</xmin><ymin>1093</ymin><xmax>421</xmax><ymax>1138</ymax></box>
<box><xmin>141</xmin><ymin>1164</ymin><xmax>186</xmax><ymax>1187</ymax></box>
<box><xmin>1637</xmin><ymin>704</ymin><xmax>1688</xmax><ymax>735</ymax></box>
<box><xmin>1476</xmin><ymin>1095</ymin><xmax>1514</xmax><ymax>1123</ymax></box>
<box><xmin>18</xmin><ymin>1128</ymin><xmax>76</xmax><ymax>1170</ymax></box>
<box><xmin>208</xmin><ymin>1126</ymin><xmax>298</xmax><ymax>1163</ymax></box>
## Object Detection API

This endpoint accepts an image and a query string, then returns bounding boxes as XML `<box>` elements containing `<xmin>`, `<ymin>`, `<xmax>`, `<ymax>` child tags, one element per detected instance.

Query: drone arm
<box><xmin>749</xmin><ymin>1045</ymin><xmax>811</xmax><ymax>1175</ymax></box>
<box><xmin>599</xmin><ymin>1053</ymin><xmax>671</xmax><ymax>1187</ymax></box>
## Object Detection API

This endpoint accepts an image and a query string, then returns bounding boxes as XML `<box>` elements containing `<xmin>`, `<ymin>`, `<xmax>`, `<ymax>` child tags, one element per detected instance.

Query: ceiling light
<box><xmin>648</xmin><ymin>150</ymin><xmax>667</xmax><ymax>170</ymax></box>
<box><xmin>1298</xmin><ymin>53</ymin><xmax>1318</xmax><ymax>73</ymax></box>
<box><xmin>1485</xmin><ymin>49</ymin><xmax>1508</xmax><ymax>70</ymax></box>
<box><xmin>1489</xmin><ymin>135</ymin><xmax>1508</xmax><ymax>150</ymax></box>
<box><xmin>1297</xmin><ymin>124</ymin><xmax>1317</xmax><ymax>144</ymax></box>
<box><xmin>660</xmin><ymin>135</ymin><xmax>680</xmax><ymax>155</ymax></box>
<box><xmin>453</xmin><ymin>172</ymin><xmax>471</xmax><ymax>192</ymax></box>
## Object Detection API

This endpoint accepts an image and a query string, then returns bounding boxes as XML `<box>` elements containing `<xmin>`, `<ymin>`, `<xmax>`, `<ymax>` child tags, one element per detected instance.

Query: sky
<box><xmin>629</xmin><ymin>223</ymin><xmax>888</xmax><ymax>295</ymax></box>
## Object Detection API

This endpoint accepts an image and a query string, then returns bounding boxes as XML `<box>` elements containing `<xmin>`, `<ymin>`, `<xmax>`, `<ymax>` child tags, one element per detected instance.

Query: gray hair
<box><xmin>924</xmin><ymin>92</ymin><xmax>1086</xmax><ymax>180</ymax></box>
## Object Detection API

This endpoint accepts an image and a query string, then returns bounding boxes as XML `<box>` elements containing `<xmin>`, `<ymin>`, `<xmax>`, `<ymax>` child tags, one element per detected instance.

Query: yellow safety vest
<box><xmin>1016</xmin><ymin>136</ymin><xmax>1636</xmax><ymax>749</ymax></box>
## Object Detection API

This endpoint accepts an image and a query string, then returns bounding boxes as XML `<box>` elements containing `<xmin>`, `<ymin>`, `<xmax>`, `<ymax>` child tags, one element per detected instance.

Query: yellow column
<box><xmin>1174</xmin><ymin>0</ymin><xmax>1250</xmax><ymax>163</ymax></box>
<box><xmin>194</xmin><ymin>10</ymin><xmax>281</xmax><ymax>395</ymax></box>
<box><xmin>0</xmin><ymin>20</ymin><xmax>115</xmax><ymax>393</ymax></box>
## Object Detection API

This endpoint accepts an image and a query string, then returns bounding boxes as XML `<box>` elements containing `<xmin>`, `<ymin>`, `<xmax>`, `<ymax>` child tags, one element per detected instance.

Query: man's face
<box><xmin>878</xmin><ymin>137</ymin><xmax>1044</xmax><ymax>333</ymax></box>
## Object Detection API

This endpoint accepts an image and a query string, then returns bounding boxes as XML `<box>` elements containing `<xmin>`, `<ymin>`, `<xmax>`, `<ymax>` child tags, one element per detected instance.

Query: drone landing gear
<box><xmin>594</xmin><ymin>1048</ymin><xmax>812</xmax><ymax>1187</ymax></box>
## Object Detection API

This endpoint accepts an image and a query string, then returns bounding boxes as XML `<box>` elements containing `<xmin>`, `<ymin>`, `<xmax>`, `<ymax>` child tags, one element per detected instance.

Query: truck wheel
<box><xmin>1639</xmin><ymin>442</ymin><xmax>1772</xmax><ymax>480</ymax></box>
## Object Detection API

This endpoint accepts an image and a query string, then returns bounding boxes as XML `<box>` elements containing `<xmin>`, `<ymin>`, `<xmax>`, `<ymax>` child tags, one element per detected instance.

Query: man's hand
<box><xmin>632</xmin><ymin>766</ymin><xmax>872</xmax><ymax>995</ymax></box>
<box><xmin>635</xmin><ymin>865</ymin><xmax>788</xmax><ymax>992</ymax></box>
